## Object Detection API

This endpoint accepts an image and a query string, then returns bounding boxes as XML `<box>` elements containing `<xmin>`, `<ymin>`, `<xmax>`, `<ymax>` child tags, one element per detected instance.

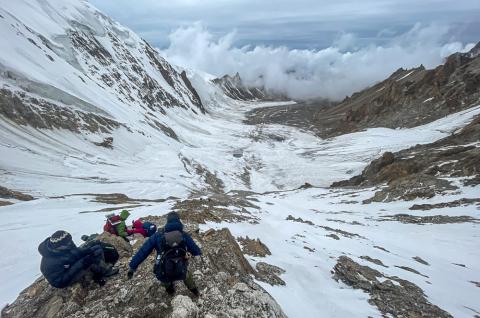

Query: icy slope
<box><xmin>1</xmin><ymin>1</ymin><xmax>479</xmax><ymax>317</ymax></box>
<box><xmin>0</xmin><ymin>0</ymin><xmax>204</xmax><ymax>125</ymax></box>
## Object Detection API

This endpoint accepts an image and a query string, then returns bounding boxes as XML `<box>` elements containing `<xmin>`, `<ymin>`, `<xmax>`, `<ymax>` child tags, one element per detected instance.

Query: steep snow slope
<box><xmin>0</xmin><ymin>1</ymin><xmax>479</xmax><ymax>317</ymax></box>
<box><xmin>0</xmin><ymin>0</ymin><xmax>203</xmax><ymax>124</ymax></box>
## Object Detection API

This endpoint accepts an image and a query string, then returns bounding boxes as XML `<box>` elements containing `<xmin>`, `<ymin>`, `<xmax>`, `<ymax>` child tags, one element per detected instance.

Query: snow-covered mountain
<box><xmin>213</xmin><ymin>72</ymin><xmax>273</xmax><ymax>101</ymax></box>
<box><xmin>1</xmin><ymin>1</ymin><xmax>479</xmax><ymax>317</ymax></box>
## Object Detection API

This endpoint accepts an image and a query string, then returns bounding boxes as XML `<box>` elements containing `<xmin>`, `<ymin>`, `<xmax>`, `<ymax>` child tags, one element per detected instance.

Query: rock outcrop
<box><xmin>246</xmin><ymin>43</ymin><xmax>480</xmax><ymax>138</ymax></box>
<box><xmin>213</xmin><ymin>73</ymin><xmax>284</xmax><ymax>102</ymax></box>
<box><xmin>2</xmin><ymin>215</ymin><xmax>286</xmax><ymax>318</ymax></box>
<box><xmin>0</xmin><ymin>185</ymin><xmax>34</xmax><ymax>201</ymax></box>
<box><xmin>0</xmin><ymin>0</ymin><xmax>204</xmax><ymax>143</ymax></box>
<box><xmin>333</xmin><ymin>256</ymin><xmax>452</xmax><ymax>318</ymax></box>
<box><xmin>332</xmin><ymin>114</ymin><xmax>480</xmax><ymax>202</ymax></box>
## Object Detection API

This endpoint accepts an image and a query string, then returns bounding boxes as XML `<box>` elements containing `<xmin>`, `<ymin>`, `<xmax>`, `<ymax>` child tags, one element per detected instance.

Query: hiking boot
<box><xmin>165</xmin><ymin>284</ymin><xmax>175</xmax><ymax>295</ymax></box>
<box><xmin>96</xmin><ymin>278</ymin><xmax>106</xmax><ymax>287</ymax></box>
<box><xmin>189</xmin><ymin>287</ymin><xmax>199</xmax><ymax>297</ymax></box>
<box><xmin>103</xmin><ymin>266</ymin><xmax>119</xmax><ymax>277</ymax></box>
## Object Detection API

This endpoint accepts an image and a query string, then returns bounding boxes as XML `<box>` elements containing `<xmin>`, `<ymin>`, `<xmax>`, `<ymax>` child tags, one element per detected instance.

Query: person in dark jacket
<box><xmin>81</xmin><ymin>234</ymin><xmax>120</xmax><ymax>266</ymax></box>
<box><xmin>38</xmin><ymin>230</ymin><xmax>119</xmax><ymax>288</ymax></box>
<box><xmin>127</xmin><ymin>212</ymin><xmax>202</xmax><ymax>296</ymax></box>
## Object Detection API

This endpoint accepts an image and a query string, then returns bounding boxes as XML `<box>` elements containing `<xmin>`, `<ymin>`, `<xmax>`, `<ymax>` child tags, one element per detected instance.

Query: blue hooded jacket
<box><xmin>38</xmin><ymin>238</ymin><xmax>101</xmax><ymax>288</ymax></box>
<box><xmin>129</xmin><ymin>217</ymin><xmax>201</xmax><ymax>272</ymax></box>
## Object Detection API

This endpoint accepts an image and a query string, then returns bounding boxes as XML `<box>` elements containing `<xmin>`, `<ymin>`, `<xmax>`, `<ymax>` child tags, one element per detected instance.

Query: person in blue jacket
<box><xmin>127</xmin><ymin>212</ymin><xmax>202</xmax><ymax>296</ymax></box>
<box><xmin>38</xmin><ymin>230</ymin><xmax>118</xmax><ymax>288</ymax></box>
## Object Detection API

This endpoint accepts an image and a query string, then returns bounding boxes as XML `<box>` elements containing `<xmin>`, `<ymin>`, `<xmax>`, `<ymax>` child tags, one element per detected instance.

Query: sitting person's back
<box><xmin>38</xmin><ymin>230</ymin><xmax>118</xmax><ymax>288</ymax></box>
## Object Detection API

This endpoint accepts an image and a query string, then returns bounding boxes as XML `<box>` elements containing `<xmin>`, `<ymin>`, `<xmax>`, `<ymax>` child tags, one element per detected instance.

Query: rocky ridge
<box><xmin>0</xmin><ymin>0</ymin><xmax>205</xmax><ymax>140</ymax></box>
<box><xmin>333</xmin><ymin>256</ymin><xmax>452</xmax><ymax>318</ymax></box>
<box><xmin>2</xmin><ymin>212</ymin><xmax>286</xmax><ymax>318</ymax></box>
<box><xmin>332</xmin><ymin>113</ymin><xmax>480</xmax><ymax>203</ymax></box>
<box><xmin>213</xmin><ymin>73</ymin><xmax>280</xmax><ymax>101</ymax></box>
<box><xmin>246</xmin><ymin>43</ymin><xmax>480</xmax><ymax>138</ymax></box>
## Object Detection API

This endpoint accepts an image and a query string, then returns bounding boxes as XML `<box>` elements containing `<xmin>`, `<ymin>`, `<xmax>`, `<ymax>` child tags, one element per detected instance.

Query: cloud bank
<box><xmin>161</xmin><ymin>23</ymin><xmax>475</xmax><ymax>100</ymax></box>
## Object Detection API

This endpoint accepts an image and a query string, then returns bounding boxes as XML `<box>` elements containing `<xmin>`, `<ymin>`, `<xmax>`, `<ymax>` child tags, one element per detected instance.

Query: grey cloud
<box><xmin>90</xmin><ymin>0</ymin><xmax>479</xmax><ymax>48</ymax></box>
<box><xmin>89</xmin><ymin>0</ymin><xmax>478</xmax><ymax>100</ymax></box>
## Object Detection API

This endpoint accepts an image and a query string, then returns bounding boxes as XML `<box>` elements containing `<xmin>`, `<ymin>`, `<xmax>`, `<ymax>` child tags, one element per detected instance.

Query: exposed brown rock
<box><xmin>360</xmin><ymin>255</ymin><xmax>388</xmax><ymax>267</ymax></box>
<box><xmin>0</xmin><ymin>200</ymin><xmax>14</xmax><ymax>206</ymax></box>
<box><xmin>471</xmin><ymin>281</ymin><xmax>480</xmax><ymax>288</ymax></box>
<box><xmin>2</xmin><ymin>226</ymin><xmax>286</xmax><ymax>318</ymax></box>
<box><xmin>246</xmin><ymin>45</ymin><xmax>480</xmax><ymax>139</ymax></box>
<box><xmin>326</xmin><ymin>234</ymin><xmax>340</xmax><ymax>240</ymax></box>
<box><xmin>213</xmin><ymin>73</ymin><xmax>281</xmax><ymax>101</ymax></box>
<box><xmin>333</xmin><ymin>256</ymin><xmax>452</xmax><ymax>318</ymax></box>
<box><xmin>395</xmin><ymin>265</ymin><xmax>429</xmax><ymax>278</ymax></box>
<box><xmin>238</xmin><ymin>236</ymin><xmax>271</xmax><ymax>257</ymax></box>
<box><xmin>373</xmin><ymin>245</ymin><xmax>390</xmax><ymax>253</ymax></box>
<box><xmin>332</xmin><ymin>113</ymin><xmax>480</xmax><ymax>202</ymax></box>
<box><xmin>0</xmin><ymin>185</ymin><xmax>34</xmax><ymax>201</ymax></box>
<box><xmin>410</xmin><ymin>198</ymin><xmax>480</xmax><ymax>210</ymax></box>
<box><xmin>93</xmin><ymin>137</ymin><xmax>113</xmax><ymax>149</ymax></box>
<box><xmin>286</xmin><ymin>215</ymin><xmax>315</xmax><ymax>225</ymax></box>
<box><xmin>96</xmin><ymin>232</ymin><xmax>133</xmax><ymax>258</ymax></box>
<box><xmin>363</xmin><ymin>175</ymin><xmax>457</xmax><ymax>203</ymax></box>
<box><xmin>255</xmin><ymin>262</ymin><xmax>286</xmax><ymax>286</ymax></box>
<box><xmin>412</xmin><ymin>256</ymin><xmax>430</xmax><ymax>266</ymax></box>
<box><xmin>0</xmin><ymin>89</ymin><xmax>121</xmax><ymax>133</ymax></box>
<box><xmin>318</xmin><ymin>225</ymin><xmax>365</xmax><ymax>239</ymax></box>
<box><xmin>378</xmin><ymin>214</ymin><xmax>479</xmax><ymax>224</ymax></box>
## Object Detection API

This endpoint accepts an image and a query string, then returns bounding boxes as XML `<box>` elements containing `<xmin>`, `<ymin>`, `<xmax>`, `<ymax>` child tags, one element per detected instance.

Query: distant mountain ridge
<box><xmin>318</xmin><ymin>42</ymin><xmax>480</xmax><ymax>137</ymax></box>
<box><xmin>213</xmin><ymin>72</ymin><xmax>285</xmax><ymax>101</ymax></box>
<box><xmin>245</xmin><ymin>42</ymin><xmax>480</xmax><ymax>138</ymax></box>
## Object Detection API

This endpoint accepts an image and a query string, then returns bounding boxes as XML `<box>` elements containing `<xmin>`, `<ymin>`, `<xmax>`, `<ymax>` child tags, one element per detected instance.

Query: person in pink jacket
<box><xmin>127</xmin><ymin>219</ymin><xmax>157</xmax><ymax>237</ymax></box>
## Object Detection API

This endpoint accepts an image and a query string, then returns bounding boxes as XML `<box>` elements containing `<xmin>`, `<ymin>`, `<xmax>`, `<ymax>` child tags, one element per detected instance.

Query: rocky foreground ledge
<box><xmin>1</xmin><ymin>213</ymin><xmax>286</xmax><ymax>318</ymax></box>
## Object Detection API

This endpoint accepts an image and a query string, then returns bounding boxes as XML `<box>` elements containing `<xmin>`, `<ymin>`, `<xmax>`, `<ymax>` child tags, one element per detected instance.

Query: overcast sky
<box><xmin>89</xmin><ymin>0</ymin><xmax>479</xmax><ymax>100</ymax></box>
<box><xmin>90</xmin><ymin>0</ymin><xmax>479</xmax><ymax>49</ymax></box>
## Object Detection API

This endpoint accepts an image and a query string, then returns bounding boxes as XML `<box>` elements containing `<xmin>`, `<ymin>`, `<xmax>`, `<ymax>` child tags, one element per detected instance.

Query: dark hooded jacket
<box><xmin>129</xmin><ymin>217</ymin><xmax>201</xmax><ymax>273</ymax></box>
<box><xmin>38</xmin><ymin>238</ymin><xmax>98</xmax><ymax>288</ymax></box>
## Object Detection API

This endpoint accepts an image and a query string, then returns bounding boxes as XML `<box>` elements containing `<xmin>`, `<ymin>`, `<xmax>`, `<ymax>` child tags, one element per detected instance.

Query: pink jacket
<box><xmin>127</xmin><ymin>219</ymin><xmax>148</xmax><ymax>237</ymax></box>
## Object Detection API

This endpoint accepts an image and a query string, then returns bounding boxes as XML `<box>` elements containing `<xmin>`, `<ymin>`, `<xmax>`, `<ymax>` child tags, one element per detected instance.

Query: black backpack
<box><xmin>154</xmin><ymin>230</ymin><xmax>188</xmax><ymax>282</ymax></box>
<box><xmin>142</xmin><ymin>222</ymin><xmax>157</xmax><ymax>237</ymax></box>
<box><xmin>80</xmin><ymin>238</ymin><xmax>119</xmax><ymax>265</ymax></box>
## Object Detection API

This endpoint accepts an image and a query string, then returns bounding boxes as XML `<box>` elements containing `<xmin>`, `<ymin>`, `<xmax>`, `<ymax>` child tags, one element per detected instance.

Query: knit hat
<box><xmin>49</xmin><ymin>230</ymin><xmax>73</xmax><ymax>248</ymax></box>
<box><xmin>166</xmin><ymin>212</ymin><xmax>180</xmax><ymax>223</ymax></box>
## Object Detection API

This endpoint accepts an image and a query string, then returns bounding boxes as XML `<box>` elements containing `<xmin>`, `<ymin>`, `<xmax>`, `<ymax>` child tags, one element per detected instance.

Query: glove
<box><xmin>127</xmin><ymin>269</ymin><xmax>134</xmax><ymax>279</ymax></box>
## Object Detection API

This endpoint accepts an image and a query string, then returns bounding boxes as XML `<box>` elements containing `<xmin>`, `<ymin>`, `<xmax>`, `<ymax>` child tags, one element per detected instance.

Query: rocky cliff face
<box><xmin>0</xmin><ymin>0</ymin><xmax>204</xmax><ymax>139</ymax></box>
<box><xmin>213</xmin><ymin>73</ymin><xmax>274</xmax><ymax>101</ymax></box>
<box><xmin>320</xmin><ymin>42</ymin><xmax>480</xmax><ymax>137</ymax></box>
<box><xmin>332</xmin><ymin>113</ymin><xmax>480</xmax><ymax>202</ymax></box>
<box><xmin>246</xmin><ymin>43</ymin><xmax>480</xmax><ymax>138</ymax></box>
<box><xmin>2</xmin><ymin>214</ymin><xmax>286</xmax><ymax>318</ymax></box>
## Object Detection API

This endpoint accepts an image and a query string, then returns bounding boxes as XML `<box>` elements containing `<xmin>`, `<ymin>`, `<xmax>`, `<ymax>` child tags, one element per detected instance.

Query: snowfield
<box><xmin>1</xmin><ymin>98</ymin><xmax>479</xmax><ymax>317</ymax></box>
<box><xmin>0</xmin><ymin>0</ymin><xmax>479</xmax><ymax>317</ymax></box>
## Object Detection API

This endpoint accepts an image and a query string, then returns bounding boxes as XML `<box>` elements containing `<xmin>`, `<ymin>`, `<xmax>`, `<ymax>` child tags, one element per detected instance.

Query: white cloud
<box><xmin>161</xmin><ymin>23</ymin><xmax>474</xmax><ymax>100</ymax></box>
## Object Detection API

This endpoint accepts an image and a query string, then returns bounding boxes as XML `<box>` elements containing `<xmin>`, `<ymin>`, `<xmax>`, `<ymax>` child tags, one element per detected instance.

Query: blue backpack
<box><xmin>142</xmin><ymin>222</ymin><xmax>157</xmax><ymax>237</ymax></box>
